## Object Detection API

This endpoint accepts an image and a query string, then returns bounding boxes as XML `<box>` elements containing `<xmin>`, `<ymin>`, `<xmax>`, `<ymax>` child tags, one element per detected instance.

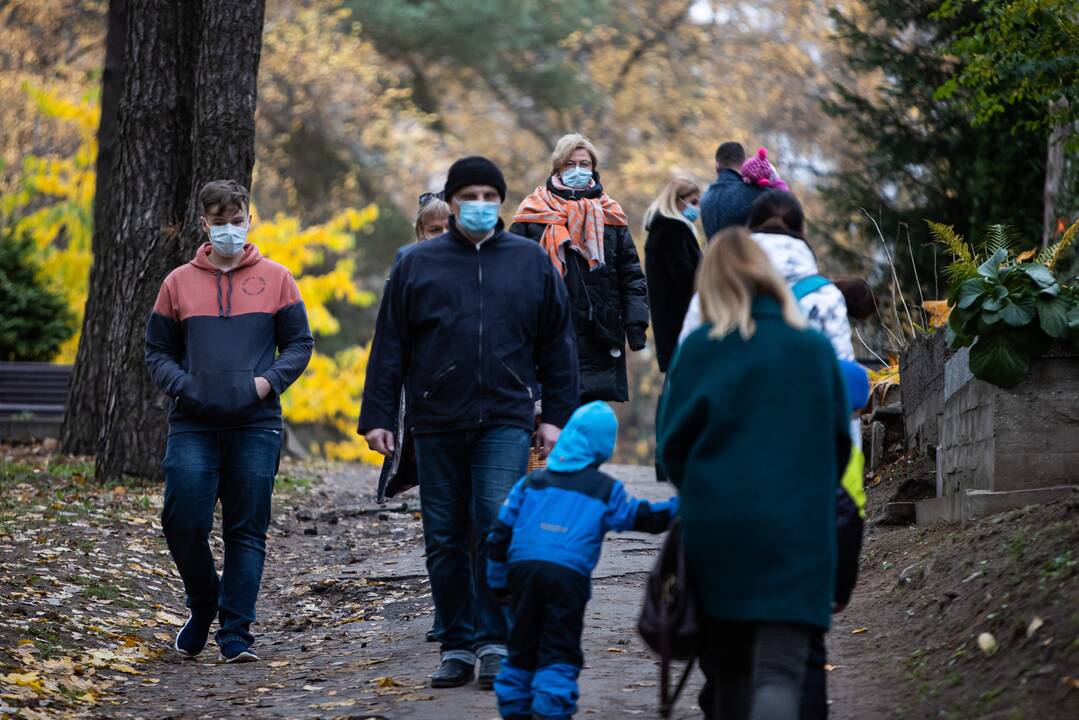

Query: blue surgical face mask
<box><xmin>209</xmin><ymin>223</ymin><xmax>247</xmax><ymax>257</ymax></box>
<box><xmin>561</xmin><ymin>166</ymin><xmax>593</xmax><ymax>189</ymax></box>
<box><xmin>457</xmin><ymin>201</ymin><xmax>500</xmax><ymax>235</ymax></box>
<box><xmin>682</xmin><ymin>204</ymin><xmax>700</xmax><ymax>223</ymax></box>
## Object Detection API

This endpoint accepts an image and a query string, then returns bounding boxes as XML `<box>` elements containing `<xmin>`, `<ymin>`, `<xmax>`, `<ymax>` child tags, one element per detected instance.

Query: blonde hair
<box><xmin>414</xmin><ymin>197</ymin><xmax>450</xmax><ymax>242</ymax></box>
<box><xmin>643</xmin><ymin>177</ymin><xmax>702</xmax><ymax>241</ymax></box>
<box><xmin>550</xmin><ymin>133</ymin><xmax>599</xmax><ymax>176</ymax></box>
<box><xmin>697</xmin><ymin>227</ymin><xmax>806</xmax><ymax>340</ymax></box>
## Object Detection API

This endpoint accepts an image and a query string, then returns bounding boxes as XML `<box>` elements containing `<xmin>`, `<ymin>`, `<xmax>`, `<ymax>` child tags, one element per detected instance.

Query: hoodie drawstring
<box><xmin>213</xmin><ymin>271</ymin><xmax>235</xmax><ymax>318</ymax></box>
<box><xmin>215</xmin><ymin>271</ymin><xmax>224</xmax><ymax>318</ymax></box>
<box><xmin>226</xmin><ymin>272</ymin><xmax>234</xmax><ymax>318</ymax></box>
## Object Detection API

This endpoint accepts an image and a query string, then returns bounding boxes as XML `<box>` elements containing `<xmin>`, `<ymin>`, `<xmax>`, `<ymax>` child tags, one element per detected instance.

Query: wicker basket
<box><xmin>527</xmin><ymin>448</ymin><xmax>546</xmax><ymax>472</ymax></box>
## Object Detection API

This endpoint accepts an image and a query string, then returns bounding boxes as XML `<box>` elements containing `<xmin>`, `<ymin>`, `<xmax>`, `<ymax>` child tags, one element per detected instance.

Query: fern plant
<box><xmin>932</xmin><ymin>217</ymin><xmax>1079</xmax><ymax>389</ymax></box>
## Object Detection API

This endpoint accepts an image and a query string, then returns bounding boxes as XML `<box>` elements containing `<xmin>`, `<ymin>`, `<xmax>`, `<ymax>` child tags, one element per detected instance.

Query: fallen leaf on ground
<box><xmin>1027</xmin><ymin>616</ymin><xmax>1044</xmax><ymax>638</ymax></box>
<box><xmin>606</xmin><ymin>647</ymin><xmax>626</xmax><ymax>653</ymax></box>
<box><xmin>851</xmin><ymin>627</ymin><xmax>868</xmax><ymax>635</ymax></box>
<box><xmin>268</xmin><ymin>660</ymin><xmax>290</xmax><ymax>668</ymax></box>
<box><xmin>977</xmin><ymin>632</ymin><xmax>998</xmax><ymax>656</ymax></box>
<box><xmin>302</xmin><ymin>684</ymin><xmax>324</xmax><ymax>691</ymax></box>
<box><xmin>374</xmin><ymin>676</ymin><xmax>404</xmax><ymax>688</ymax></box>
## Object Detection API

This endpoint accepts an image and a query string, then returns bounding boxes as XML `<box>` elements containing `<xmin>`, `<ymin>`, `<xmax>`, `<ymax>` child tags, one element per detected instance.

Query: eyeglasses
<box><xmin>561</xmin><ymin>161</ymin><xmax>593</xmax><ymax>172</ymax></box>
<box><xmin>418</xmin><ymin>191</ymin><xmax>444</xmax><ymax>207</ymax></box>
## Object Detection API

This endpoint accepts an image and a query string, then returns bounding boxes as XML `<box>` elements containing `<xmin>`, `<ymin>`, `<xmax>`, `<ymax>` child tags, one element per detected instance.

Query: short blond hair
<box><xmin>414</xmin><ymin>198</ymin><xmax>450</xmax><ymax>242</ymax></box>
<box><xmin>550</xmin><ymin>133</ymin><xmax>599</xmax><ymax>176</ymax></box>
<box><xmin>697</xmin><ymin>227</ymin><xmax>806</xmax><ymax>340</ymax></box>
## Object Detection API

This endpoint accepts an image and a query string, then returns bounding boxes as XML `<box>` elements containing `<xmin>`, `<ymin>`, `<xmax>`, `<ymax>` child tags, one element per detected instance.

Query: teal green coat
<box><xmin>657</xmin><ymin>296</ymin><xmax>850</xmax><ymax>631</ymax></box>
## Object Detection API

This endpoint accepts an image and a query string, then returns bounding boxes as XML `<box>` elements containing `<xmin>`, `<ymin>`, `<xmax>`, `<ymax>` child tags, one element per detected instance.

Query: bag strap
<box><xmin>660</xmin><ymin>657</ymin><xmax>695</xmax><ymax>718</ymax></box>
<box><xmin>791</xmin><ymin>274</ymin><xmax>831</xmax><ymax>300</ymax></box>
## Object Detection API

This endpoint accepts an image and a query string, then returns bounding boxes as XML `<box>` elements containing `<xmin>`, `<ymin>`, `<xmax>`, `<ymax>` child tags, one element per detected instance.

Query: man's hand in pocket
<box><xmin>254</xmin><ymin>376</ymin><xmax>272</xmax><ymax>400</ymax></box>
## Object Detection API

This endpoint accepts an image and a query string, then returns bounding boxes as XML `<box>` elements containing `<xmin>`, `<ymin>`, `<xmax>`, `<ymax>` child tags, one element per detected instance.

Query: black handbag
<box><xmin>638</xmin><ymin>516</ymin><xmax>699</xmax><ymax>718</ymax></box>
<box><xmin>376</xmin><ymin>388</ymin><xmax>418</xmax><ymax>503</ymax></box>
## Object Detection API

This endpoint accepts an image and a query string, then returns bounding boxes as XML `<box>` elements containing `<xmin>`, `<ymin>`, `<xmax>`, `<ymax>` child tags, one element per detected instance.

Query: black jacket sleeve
<box><xmin>533</xmin><ymin>255</ymin><xmax>579</xmax><ymax>427</ymax></box>
<box><xmin>835</xmin><ymin>489</ymin><xmax>864</xmax><ymax>607</ymax></box>
<box><xmin>358</xmin><ymin>260</ymin><xmax>411</xmax><ymax>434</ymax></box>
<box><xmin>614</xmin><ymin>225</ymin><xmax>649</xmax><ymax>332</ymax></box>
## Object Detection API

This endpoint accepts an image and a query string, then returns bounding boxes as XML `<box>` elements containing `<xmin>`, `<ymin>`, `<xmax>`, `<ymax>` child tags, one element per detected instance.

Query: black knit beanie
<box><xmin>443</xmin><ymin>156</ymin><xmax>507</xmax><ymax>202</ymax></box>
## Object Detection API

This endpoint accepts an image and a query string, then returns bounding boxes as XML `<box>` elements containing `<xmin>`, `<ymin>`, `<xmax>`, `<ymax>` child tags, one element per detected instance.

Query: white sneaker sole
<box><xmin>225</xmin><ymin>650</ymin><xmax>260</xmax><ymax>664</ymax></box>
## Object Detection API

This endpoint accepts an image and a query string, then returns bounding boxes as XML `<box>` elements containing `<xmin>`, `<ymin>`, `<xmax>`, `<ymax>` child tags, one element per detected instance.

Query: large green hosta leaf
<box><xmin>1037</xmin><ymin>296</ymin><xmax>1071</xmax><ymax>338</ymax></box>
<box><xmin>968</xmin><ymin>332</ymin><xmax>1031</xmax><ymax>389</ymax></box>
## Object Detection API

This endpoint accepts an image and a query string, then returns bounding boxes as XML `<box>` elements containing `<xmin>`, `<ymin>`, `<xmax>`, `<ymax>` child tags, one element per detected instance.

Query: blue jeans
<box><xmin>413</xmin><ymin>426</ymin><xmax>531</xmax><ymax>662</ymax></box>
<box><xmin>161</xmin><ymin>428</ymin><xmax>281</xmax><ymax>649</ymax></box>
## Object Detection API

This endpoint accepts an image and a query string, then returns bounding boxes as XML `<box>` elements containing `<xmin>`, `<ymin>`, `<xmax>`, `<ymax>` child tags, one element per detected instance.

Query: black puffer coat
<box><xmin>644</xmin><ymin>213</ymin><xmax>701</xmax><ymax>372</ymax></box>
<box><xmin>510</xmin><ymin>176</ymin><xmax>649</xmax><ymax>403</ymax></box>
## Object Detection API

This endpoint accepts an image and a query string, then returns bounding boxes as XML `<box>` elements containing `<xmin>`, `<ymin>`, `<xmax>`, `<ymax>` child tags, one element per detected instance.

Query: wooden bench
<box><xmin>0</xmin><ymin>362</ymin><xmax>71</xmax><ymax>441</ymax></box>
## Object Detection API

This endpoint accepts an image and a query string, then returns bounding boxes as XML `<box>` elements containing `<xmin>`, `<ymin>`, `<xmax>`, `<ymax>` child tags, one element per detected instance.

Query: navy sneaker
<box><xmin>221</xmin><ymin>640</ymin><xmax>259</xmax><ymax>663</ymax></box>
<box><xmin>174</xmin><ymin>610</ymin><xmax>215</xmax><ymax>657</ymax></box>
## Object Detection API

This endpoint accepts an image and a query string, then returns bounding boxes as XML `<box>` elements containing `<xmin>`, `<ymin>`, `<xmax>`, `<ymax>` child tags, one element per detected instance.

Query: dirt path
<box><xmin>105</xmin><ymin>464</ymin><xmax>705</xmax><ymax>720</ymax></box>
<box><xmin>6</xmin><ymin>456</ymin><xmax>1071</xmax><ymax>719</ymax></box>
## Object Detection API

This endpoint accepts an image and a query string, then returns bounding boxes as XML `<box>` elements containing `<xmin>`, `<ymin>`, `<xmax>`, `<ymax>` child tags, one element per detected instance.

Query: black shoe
<box><xmin>477</xmin><ymin>654</ymin><xmax>502</xmax><ymax>690</ymax></box>
<box><xmin>425</xmin><ymin>627</ymin><xmax>438</xmax><ymax>643</ymax></box>
<box><xmin>174</xmin><ymin>610</ymin><xmax>215</xmax><ymax>657</ymax></box>
<box><xmin>430</xmin><ymin>658</ymin><xmax>474</xmax><ymax>688</ymax></box>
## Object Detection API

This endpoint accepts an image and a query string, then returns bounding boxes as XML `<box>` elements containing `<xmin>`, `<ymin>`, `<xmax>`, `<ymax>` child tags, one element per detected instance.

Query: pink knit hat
<box><xmin>741</xmin><ymin>147</ymin><xmax>779</xmax><ymax>188</ymax></box>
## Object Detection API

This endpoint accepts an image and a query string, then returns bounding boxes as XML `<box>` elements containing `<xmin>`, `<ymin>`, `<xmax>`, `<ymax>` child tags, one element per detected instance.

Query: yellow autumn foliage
<box><xmin>1</xmin><ymin>86</ymin><xmax>383</xmax><ymax>464</ymax></box>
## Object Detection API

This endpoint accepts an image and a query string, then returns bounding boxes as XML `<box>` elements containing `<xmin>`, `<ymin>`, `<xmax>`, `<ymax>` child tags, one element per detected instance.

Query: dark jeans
<box><xmin>698</xmin><ymin>621</ymin><xmax>813</xmax><ymax>720</ymax></box>
<box><xmin>413</xmin><ymin>426</ymin><xmax>531</xmax><ymax>662</ymax></box>
<box><xmin>161</xmin><ymin>428</ymin><xmax>281</xmax><ymax>648</ymax></box>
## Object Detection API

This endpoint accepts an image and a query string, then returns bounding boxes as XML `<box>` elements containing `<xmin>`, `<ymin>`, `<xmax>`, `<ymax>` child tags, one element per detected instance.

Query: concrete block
<box><xmin>870</xmin><ymin>421</ymin><xmax>886</xmax><ymax>471</ymax></box>
<box><xmin>899</xmin><ymin>333</ymin><xmax>947</xmax><ymax>452</ymax></box>
<box><xmin>916</xmin><ymin>485</ymin><xmax>1079</xmax><ymax>524</ymax></box>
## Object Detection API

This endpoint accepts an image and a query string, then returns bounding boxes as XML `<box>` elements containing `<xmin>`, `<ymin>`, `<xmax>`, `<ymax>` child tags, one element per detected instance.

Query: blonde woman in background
<box><xmin>643</xmin><ymin>177</ymin><xmax>702</xmax><ymax>373</ymax></box>
<box><xmin>415</xmin><ymin>192</ymin><xmax>450</xmax><ymax>242</ymax></box>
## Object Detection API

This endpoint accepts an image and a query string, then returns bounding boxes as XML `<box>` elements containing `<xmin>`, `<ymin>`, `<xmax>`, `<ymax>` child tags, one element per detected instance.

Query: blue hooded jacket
<box><xmin>487</xmin><ymin>401</ymin><xmax>678</xmax><ymax>588</ymax></box>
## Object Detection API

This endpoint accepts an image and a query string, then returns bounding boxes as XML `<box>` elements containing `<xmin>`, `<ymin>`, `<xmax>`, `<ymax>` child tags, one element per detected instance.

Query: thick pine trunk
<box><xmin>67</xmin><ymin>0</ymin><xmax>266</xmax><ymax>482</ymax></box>
<box><xmin>60</xmin><ymin>0</ymin><xmax>129</xmax><ymax>456</ymax></box>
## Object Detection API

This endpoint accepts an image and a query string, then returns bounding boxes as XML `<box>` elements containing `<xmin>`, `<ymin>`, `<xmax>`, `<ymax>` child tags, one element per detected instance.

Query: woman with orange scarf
<box><xmin>510</xmin><ymin>134</ymin><xmax>649</xmax><ymax>403</ymax></box>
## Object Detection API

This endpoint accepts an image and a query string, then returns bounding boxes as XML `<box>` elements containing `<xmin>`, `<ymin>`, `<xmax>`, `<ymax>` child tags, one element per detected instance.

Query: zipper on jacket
<box><xmin>423</xmin><ymin>363</ymin><xmax>458</xmax><ymax>400</ymax></box>
<box><xmin>477</xmin><ymin>244</ymin><xmax>485</xmax><ymax>424</ymax></box>
<box><xmin>503</xmin><ymin>361</ymin><xmax>534</xmax><ymax>401</ymax></box>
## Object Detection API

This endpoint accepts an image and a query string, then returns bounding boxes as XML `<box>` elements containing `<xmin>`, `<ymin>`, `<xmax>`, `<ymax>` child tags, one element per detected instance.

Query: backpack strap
<box><xmin>791</xmin><ymin>274</ymin><xmax>832</xmax><ymax>300</ymax></box>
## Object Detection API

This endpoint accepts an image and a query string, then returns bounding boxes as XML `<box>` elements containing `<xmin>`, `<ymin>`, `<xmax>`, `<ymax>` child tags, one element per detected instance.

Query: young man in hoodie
<box><xmin>145</xmin><ymin>180</ymin><xmax>314</xmax><ymax>663</ymax></box>
<box><xmin>487</xmin><ymin>401</ymin><xmax>677</xmax><ymax>720</ymax></box>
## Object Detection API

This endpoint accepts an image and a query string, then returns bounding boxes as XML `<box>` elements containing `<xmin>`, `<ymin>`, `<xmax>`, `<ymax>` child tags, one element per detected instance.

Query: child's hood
<box><xmin>547</xmin><ymin>401</ymin><xmax>618</xmax><ymax>473</ymax></box>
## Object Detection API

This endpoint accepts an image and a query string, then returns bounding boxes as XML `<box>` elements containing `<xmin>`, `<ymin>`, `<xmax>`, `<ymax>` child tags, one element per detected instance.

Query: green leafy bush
<box><xmin>0</xmin><ymin>229</ymin><xmax>75</xmax><ymax>361</ymax></box>
<box><xmin>933</xmin><ymin>219</ymin><xmax>1079</xmax><ymax>389</ymax></box>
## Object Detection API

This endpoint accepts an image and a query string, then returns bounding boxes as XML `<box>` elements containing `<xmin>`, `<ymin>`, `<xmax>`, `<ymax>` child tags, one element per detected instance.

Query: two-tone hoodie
<box><xmin>145</xmin><ymin>242</ymin><xmax>314</xmax><ymax>434</ymax></box>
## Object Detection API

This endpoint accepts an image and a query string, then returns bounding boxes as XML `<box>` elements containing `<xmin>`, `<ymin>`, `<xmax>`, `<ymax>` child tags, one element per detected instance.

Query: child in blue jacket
<box><xmin>487</xmin><ymin>401</ymin><xmax>678</xmax><ymax>720</ymax></box>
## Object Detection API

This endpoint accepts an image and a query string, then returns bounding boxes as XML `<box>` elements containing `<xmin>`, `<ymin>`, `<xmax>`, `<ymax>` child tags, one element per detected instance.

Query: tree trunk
<box><xmin>59</xmin><ymin>0</ymin><xmax>128</xmax><ymax>456</ymax></box>
<box><xmin>1042</xmin><ymin>99</ymin><xmax>1070</xmax><ymax>246</ymax></box>
<box><xmin>69</xmin><ymin>0</ymin><xmax>266</xmax><ymax>482</ymax></box>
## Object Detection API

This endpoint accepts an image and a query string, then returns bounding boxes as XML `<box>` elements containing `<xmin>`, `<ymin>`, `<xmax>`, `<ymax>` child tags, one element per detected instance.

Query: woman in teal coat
<box><xmin>656</xmin><ymin>227</ymin><xmax>851</xmax><ymax>720</ymax></box>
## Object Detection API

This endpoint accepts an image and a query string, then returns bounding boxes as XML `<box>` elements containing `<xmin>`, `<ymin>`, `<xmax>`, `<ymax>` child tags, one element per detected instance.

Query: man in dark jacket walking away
<box><xmin>511</xmin><ymin>134</ymin><xmax>649</xmax><ymax>404</ymax></box>
<box><xmin>359</xmin><ymin>156</ymin><xmax>579</xmax><ymax>690</ymax></box>
<box><xmin>700</xmin><ymin>141</ymin><xmax>764</xmax><ymax>240</ymax></box>
<box><xmin>145</xmin><ymin>180</ymin><xmax>314</xmax><ymax>664</ymax></box>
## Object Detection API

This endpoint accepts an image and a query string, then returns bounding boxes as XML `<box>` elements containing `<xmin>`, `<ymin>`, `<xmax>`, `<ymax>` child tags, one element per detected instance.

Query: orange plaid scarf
<box><xmin>513</xmin><ymin>185</ymin><xmax>628</xmax><ymax>275</ymax></box>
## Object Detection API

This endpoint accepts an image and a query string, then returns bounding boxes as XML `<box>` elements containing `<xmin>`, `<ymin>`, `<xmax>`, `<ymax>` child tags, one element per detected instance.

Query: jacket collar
<box><xmin>447</xmin><ymin>214</ymin><xmax>506</xmax><ymax>248</ymax></box>
<box><xmin>751</xmin><ymin>294</ymin><xmax>784</xmax><ymax>318</ymax></box>
<box><xmin>714</xmin><ymin>167</ymin><xmax>743</xmax><ymax>184</ymax></box>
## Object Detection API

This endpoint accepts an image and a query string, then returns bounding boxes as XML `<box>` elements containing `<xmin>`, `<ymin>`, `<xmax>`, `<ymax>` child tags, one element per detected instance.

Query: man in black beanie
<box><xmin>360</xmin><ymin>156</ymin><xmax>579</xmax><ymax>690</ymax></box>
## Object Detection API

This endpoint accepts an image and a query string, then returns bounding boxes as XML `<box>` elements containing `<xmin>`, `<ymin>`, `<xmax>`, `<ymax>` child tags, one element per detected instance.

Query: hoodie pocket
<box><xmin>180</xmin><ymin>370</ymin><xmax>259</xmax><ymax>420</ymax></box>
